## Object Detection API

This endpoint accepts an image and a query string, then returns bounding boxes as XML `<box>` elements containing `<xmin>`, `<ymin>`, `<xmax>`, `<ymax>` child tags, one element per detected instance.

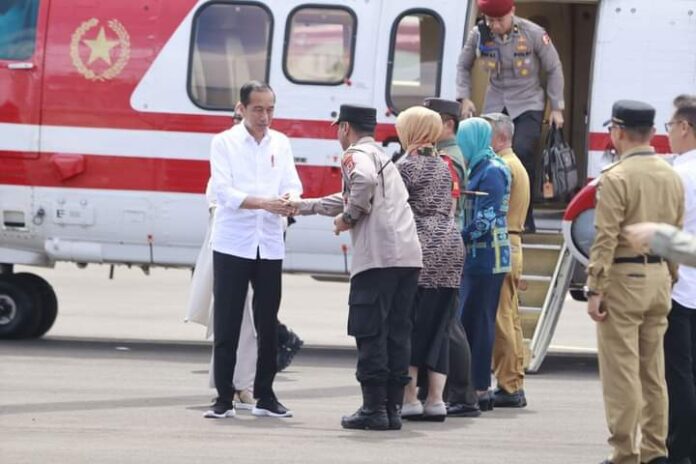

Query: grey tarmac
<box><xmin>0</xmin><ymin>263</ymin><xmax>606</xmax><ymax>463</ymax></box>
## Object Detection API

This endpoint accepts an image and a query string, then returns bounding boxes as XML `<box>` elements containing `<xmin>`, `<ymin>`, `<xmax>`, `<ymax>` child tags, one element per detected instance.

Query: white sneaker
<box><xmin>233</xmin><ymin>390</ymin><xmax>255</xmax><ymax>411</ymax></box>
<box><xmin>401</xmin><ymin>401</ymin><xmax>424</xmax><ymax>419</ymax></box>
<box><xmin>423</xmin><ymin>402</ymin><xmax>447</xmax><ymax>422</ymax></box>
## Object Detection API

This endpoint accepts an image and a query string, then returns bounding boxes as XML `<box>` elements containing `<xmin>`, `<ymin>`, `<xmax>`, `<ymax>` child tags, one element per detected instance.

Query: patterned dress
<box><xmin>397</xmin><ymin>149</ymin><xmax>464</xmax><ymax>288</ymax></box>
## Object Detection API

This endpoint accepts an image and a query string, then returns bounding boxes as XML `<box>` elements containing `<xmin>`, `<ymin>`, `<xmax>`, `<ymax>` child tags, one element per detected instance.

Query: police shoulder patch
<box><xmin>342</xmin><ymin>152</ymin><xmax>356</xmax><ymax>172</ymax></box>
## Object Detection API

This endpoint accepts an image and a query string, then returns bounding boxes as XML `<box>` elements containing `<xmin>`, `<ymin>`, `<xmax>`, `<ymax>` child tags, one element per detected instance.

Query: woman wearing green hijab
<box><xmin>456</xmin><ymin>117</ymin><xmax>512</xmax><ymax>410</ymax></box>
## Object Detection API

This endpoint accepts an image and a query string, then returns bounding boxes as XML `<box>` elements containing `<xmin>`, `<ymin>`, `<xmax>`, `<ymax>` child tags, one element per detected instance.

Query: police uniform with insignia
<box><xmin>587</xmin><ymin>101</ymin><xmax>685</xmax><ymax>464</ymax></box>
<box><xmin>295</xmin><ymin>105</ymin><xmax>423</xmax><ymax>430</ymax></box>
<box><xmin>423</xmin><ymin>98</ymin><xmax>468</xmax><ymax>229</ymax></box>
<box><xmin>456</xmin><ymin>0</ymin><xmax>564</xmax><ymax>231</ymax></box>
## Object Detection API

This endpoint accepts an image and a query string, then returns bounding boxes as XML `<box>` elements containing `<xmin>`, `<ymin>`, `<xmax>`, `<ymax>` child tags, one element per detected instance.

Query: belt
<box><xmin>508</xmin><ymin>231</ymin><xmax>522</xmax><ymax>235</ymax></box>
<box><xmin>614</xmin><ymin>255</ymin><xmax>664</xmax><ymax>264</ymax></box>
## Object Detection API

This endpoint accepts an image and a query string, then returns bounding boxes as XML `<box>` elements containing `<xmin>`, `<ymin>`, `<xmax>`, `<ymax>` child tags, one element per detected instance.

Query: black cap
<box><xmin>423</xmin><ymin>98</ymin><xmax>461</xmax><ymax>118</ymax></box>
<box><xmin>603</xmin><ymin>100</ymin><xmax>656</xmax><ymax>128</ymax></box>
<box><xmin>332</xmin><ymin>104</ymin><xmax>377</xmax><ymax>126</ymax></box>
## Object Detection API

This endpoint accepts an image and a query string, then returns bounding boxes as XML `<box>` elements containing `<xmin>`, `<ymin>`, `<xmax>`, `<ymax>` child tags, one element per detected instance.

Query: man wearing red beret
<box><xmin>456</xmin><ymin>0</ymin><xmax>565</xmax><ymax>233</ymax></box>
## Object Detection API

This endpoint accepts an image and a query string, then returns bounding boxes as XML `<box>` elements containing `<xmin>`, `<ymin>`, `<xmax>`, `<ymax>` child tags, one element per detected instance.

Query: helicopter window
<box><xmin>386</xmin><ymin>10</ymin><xmax>445</xmax><ymax>114</ymax></box>
<box><xmin>283</xmin><ymin>5</ymin><xmax>356</xmax><ymax>85</ymax></box>
<box><xmin>0</xmin><ymin>0</ymin><xmax>40</xmax><ymax>60</ymax></box>
<box><xmin>189</xmin><ymin>2</ymin><xmax>273</xmax><ymax>110</ymax></box>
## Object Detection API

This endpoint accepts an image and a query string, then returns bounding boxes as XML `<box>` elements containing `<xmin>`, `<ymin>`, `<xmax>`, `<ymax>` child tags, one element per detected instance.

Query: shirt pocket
<box><xmin>512</xmin><ymin>51</ymin><xmax>535</xmax><ymax>78</ymax></box>
<box><xmin>259</xmin><ymin>153</ymin><xmax>283</xmax><ymax>192</ymax></box>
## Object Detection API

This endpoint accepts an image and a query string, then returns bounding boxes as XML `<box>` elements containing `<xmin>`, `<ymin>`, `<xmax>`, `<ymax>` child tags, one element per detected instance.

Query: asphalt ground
<box><xmin>1</xmin><ymin>338</ymin><xmax>606</xmax><ymax>464</ymax></box>
<box><xmin>0</xmin><ymin>263</ymin><xmax>608</xmax><ymax>463</ymax></box>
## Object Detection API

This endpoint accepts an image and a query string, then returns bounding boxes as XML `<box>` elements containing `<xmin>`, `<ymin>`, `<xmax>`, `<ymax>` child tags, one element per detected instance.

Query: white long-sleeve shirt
<box><xmin>673</xmin><ymin>148</ymin><xmax>696</xmax><ymax>309</ymax></box>
<box><xmin>209</xmin><ymin>123</ymin><xmax>302</xmax><ymax>260</ymax></box>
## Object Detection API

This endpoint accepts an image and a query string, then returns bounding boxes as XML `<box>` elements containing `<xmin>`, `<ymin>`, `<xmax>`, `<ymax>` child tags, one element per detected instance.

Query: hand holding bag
<box><xmin>538</xmin><ymin>124</ymin><xmax>579</xmax><ymax>201</ymax></box>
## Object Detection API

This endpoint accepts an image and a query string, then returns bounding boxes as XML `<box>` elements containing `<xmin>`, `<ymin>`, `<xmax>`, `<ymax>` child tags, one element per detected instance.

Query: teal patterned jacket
<box><xmin>462</xmin><ymin>156</ymin><xmax>511</xmax><ymax>275</ymax></box>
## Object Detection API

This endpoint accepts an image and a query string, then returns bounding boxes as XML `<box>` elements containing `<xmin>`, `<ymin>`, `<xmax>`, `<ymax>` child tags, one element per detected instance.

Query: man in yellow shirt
<box><xmin>586</xmin><ymin>100</ymin><xmax>684</xmax><ymax>464</ymax></box>
<box><xmin>483</xmin><ymin>112</ymin><xmax>530</xmax><ymax>408</ymax></box>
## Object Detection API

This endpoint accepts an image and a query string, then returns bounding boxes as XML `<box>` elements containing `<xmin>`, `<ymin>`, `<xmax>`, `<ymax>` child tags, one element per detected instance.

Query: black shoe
<box><xmin>277</xmin><ymin>330</ymin><xmax>304</xmax><ymax>372</ymax></box>
<box><xmin>477</xmin><ymin>391</ymin><xmax>494</xmax><ymax>411</ymax></box>
<box><xmin>386</xmin><ymin>406</ymin><xmax>402</xmax><ymax>430</ymax></box>
<box><xmin>203</xmin><ymin>397</ymin><xmax>235</xmax><ymax>419</ymax></box>
<box><xmin>598</xmin><ymin>460</ymin><xmax>613</xmax><ymax>464</ymax></box>
<box><xmin>446</xmin><ymin>402</ymin><xmax>481</xmax><ymax>417</ymax></box>
<box><xmin>341</xmin><ymin>407</ymin><xmax>389</xmax><ymax>430</ymax></box>
<box><xmin>386</xmin><ymin>383</ymin><xmax>404</xmax><ymax>430</ymax></box>
<box><xmin>493</xmin><ymin>388</ymin><xmax>527</xmax><ymax>408</ymax></box>
<box><xmin>252</xmin><ymin>397</ymin><xmax>293</xmax><ymax>418</ymax></box>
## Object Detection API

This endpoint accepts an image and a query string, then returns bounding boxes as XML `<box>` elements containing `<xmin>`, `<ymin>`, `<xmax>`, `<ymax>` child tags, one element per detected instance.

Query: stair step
<box><xmin>519</xmin><ymin>278</ymin><xmax>551</xmax><ymax>309</ymax></box>
<box><xmin>523</xmin><ymin>243</ymin><xmax>562</xmax><ymax>251</ymax></box>
<box><xmin>521</xmin><ymin>275</ymin><xmax>552</xmax><ymax>282</ymax></box>
<box><xmin>522</xmin><ymin>232</ymin><xmax>564</xmax><ymax>246</ymax></box>
<box><xmin>522</xmin><ymin>246</ymin><xmax>562</xmax><ymax>276</ymax></box>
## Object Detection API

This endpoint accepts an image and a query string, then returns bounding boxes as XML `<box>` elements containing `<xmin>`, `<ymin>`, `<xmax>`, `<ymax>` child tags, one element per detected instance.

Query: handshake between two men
<box><xmin>261</xmin><ymin>194</ymin><xmax>352</xmax><ymax>236</ymax></box>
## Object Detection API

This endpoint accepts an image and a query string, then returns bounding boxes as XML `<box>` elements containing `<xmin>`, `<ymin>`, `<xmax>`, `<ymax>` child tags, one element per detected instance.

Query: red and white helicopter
<box><xmin>1</xmin><ymin>0</ymin><xmax>694</xmax><ymax>340</ymax></box>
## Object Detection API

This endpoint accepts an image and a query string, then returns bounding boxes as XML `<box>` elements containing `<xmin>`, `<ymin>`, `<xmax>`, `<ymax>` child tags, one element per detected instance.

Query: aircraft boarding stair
<box><xmin>520</xmin><ymin>213</ymin><xmax>576</xmax><ymax>373</ymax></box>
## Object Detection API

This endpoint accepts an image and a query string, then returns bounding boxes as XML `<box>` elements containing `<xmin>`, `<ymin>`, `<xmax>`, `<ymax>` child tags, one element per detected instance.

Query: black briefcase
<box><xmin>537</xmin><ymin>125</ymin><xmax>579</xmax><ymax>202</ymax></box>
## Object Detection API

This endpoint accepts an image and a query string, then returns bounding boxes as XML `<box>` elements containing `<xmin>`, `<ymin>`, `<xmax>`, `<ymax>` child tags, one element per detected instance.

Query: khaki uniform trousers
<box><xmin>598</xmin><ymin>262</ymin><xmax>671</xmax><ymax>464</ymax></box>
<box><xmin>493</xmin><ymin>233</ymin><xmax>525</xmax><ymax>393</ymax></box>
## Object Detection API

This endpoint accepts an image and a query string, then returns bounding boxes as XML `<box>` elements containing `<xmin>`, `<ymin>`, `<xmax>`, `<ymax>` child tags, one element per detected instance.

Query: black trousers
<box><xmin>665</xmin><ymin>299</ymin><xmax>696</xmax><ymax>463</ymax></box>
<box><xmin>509</xmin><ymin>109</ymin><xmax>543</xmax><ymax>230</ymax></box>
<box><xmin>348</xmin><ymin>267</ymin><xmax>420</xmax><ymax>387</ymax></box>
<box><xmin>212</xmin><ymin>250</ymin><xmax>281</xmax><ymax>400</ymax></box>
<box><xmin>445</xmin><ymin>316</ymin><xmax>479</xmax><ymax>405</ymax></box>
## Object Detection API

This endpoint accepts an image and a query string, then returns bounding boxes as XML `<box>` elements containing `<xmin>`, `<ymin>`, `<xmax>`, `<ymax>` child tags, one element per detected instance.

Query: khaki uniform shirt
<box><xmin>456</xmin><ymin>16</ymin><xmax>565</xmax><ymax>119</ymax></box>
<box><xmin>436</xmin><ymin>138</ymin><xmax>467</xmax><ymax>231</ymax></box>
<box><xmin>298</xmin><ymin>137</ymin><xmax>423</xmax><ymax>277</ymax></box>
<box><xmin>651</xmin><ymin>225</ymin><xmax>696</xmax><ymax>268</ymax></box>
<box><xmin>498</xmin><ymin>147</ymin><xmax>530</xmax><ymax>233</ymax></box>
<box><xmin>587</xmin><ymin>146</ymin><xmax>685</xmax><ymax>292</ymax></box>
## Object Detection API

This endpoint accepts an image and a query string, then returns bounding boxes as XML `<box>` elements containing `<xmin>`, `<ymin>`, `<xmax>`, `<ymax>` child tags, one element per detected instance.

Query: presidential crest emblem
<box><xmin>70</xmin><ymin>18</ymin><xmax>130</xmax><ymax>82</ymax></box>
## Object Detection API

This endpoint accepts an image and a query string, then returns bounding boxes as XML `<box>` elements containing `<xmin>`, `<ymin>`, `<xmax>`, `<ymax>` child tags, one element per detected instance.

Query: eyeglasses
<box><xmin>606</xmin><ymin>124</ymin><xmax>623</xmax><ymax>133</ymax></box>
<box><xmin>665</xmin><ymin>120</ymin><xmax>694</xmax><ymax>132</ymax></box>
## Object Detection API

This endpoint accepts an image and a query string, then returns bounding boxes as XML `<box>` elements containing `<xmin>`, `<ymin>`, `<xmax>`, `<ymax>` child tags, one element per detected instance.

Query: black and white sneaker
<box><xmin>252</xmin><ymin>397</ymin><xmax>293</xmax><ymax>418</ymax></box>
<box><xmin>203</xmin><ymin>398</ymin><xmax>235</xmax><ymax>419</ymax></box>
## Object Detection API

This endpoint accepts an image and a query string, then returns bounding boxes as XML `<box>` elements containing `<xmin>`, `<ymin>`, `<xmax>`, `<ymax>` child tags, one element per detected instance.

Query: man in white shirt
<box><xmin>204</xmin><ymin>81</ymin><xmax>302</xmax><ymax>419</ymax></box>
<box><xmin>664</xmin><ymin>94</ymin><xmax>696</xmax><ymax>464</ymax></box>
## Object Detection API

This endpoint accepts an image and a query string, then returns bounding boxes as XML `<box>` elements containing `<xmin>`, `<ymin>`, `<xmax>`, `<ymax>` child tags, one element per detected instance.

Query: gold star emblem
<box><xmin>71</xmin><ymin>18</ymin><xmax>131</xmax><ymax>81</ymax></box>
<box><xmin>83</xmin><ymin>26</ymin><xmax>118</xmax><ymax>65</ymax></box>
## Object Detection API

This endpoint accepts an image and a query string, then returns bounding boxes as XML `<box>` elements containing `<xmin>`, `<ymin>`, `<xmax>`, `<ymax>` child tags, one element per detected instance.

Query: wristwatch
<box><xmin>342</xmin><ymin>211</ymin><xmax>357</xmax><ymax>226</ymax></box>
<box><xmin>583</xmin><ymin>285</ymin><xmax>600</xmax><ymax>298</ymax></box>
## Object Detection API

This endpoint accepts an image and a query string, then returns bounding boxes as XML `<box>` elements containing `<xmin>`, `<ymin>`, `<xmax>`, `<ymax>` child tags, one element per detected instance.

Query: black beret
<box><xmin>332</xmin><ymin>104</ymin><xmax>377</xmax><ymax>126</ymax></box>
<box><xmin>603</xmin><ymin>100</ymin><xmax>655</xmax><ymax>128</ymax></box>
<box><xmin>423</xmin><ymin>98</ymin><xmax>461</xmax><ymax>118</ymax></box>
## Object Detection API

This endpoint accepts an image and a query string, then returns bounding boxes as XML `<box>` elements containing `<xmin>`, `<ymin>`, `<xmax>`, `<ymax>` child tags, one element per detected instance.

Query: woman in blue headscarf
<box><xmin>456</xmin><ymin>117</ymin><xmax>511</xmax><ymax>411</ymax></box>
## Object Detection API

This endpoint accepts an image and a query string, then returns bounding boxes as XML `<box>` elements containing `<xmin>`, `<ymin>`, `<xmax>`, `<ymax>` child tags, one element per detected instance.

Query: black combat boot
<box><xmin>386</xmin><ymin>383</ymin><xmax>405</xmax><ymax>430</ymax></box>
<box><xmin>341</xmin><ymin>385</ymin><xmax>389</xmax><ymax>431</ymax></box>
